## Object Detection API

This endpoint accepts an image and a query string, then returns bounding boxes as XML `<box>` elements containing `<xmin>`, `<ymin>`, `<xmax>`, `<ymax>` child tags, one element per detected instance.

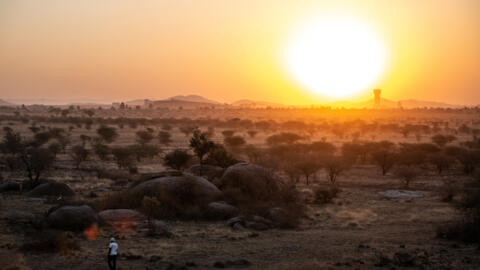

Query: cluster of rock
<box><xmin>3</xmin><ymin>162</ymin><xmax>289</xmax><ymax>234</ymax></box>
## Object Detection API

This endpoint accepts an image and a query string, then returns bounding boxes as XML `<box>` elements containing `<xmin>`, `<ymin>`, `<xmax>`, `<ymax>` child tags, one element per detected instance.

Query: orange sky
<box><xmin>0</xmin><ymin>0</ymin><xmax>479</xmax><ymax>105</ymax></box>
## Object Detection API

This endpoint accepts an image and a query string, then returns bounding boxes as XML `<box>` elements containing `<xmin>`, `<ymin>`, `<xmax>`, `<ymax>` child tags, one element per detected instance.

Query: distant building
<box><xmin>373</xmin><ymin>89</ymin><xmax>381</xmax><ymax>108</ymax></box>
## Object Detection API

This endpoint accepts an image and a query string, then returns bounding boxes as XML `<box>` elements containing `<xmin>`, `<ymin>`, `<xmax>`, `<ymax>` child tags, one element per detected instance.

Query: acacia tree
<box><xmin>394</xmin><ymin>166</ymin><xmax>420</xmax><ymax>187</ymax></box>
<box><xmin>157</xmin><ymin>131</ymin><xmax>172</xmax><ymax>145</ymax></box>
<box><xmin>294</xmin><ymin>156</ymin><xmax>321</xmax><ymax>186</ymax></box>
<box><xmin>325</xmin><ymin>156</ymin><xmax>348</xmax><ymax>185</ymax></box>
<box><xmin>71</xmin><ymin>145</ymin><xmax>89</xmax><ymax>169</ymax></box>
<box><xmin>189</xmin><ymin>129</ymin><xmax>215</xmax><ymax>165</ymax></box>
<box><xmin>163</xmin><ymin>149</ymin><xmax>192</xmax><ymax>170</ymax></box>
<box><xmin>21</xmin><ymin>147</ymin><xmax>56</xmax><ymax>184</ymax></box>
<box><xmin>136</xmin><ymin>130</ymin><xmax>154</xmax><ymax>145</ymax></box>
<box><xmin>96</xmin><ymin>125</ymin><xmax>118</xmax><ymax>143</ymax></box>
<box><xmin>428</xmin><ymin>153</ymin><xmax>455</xmax><ymax>174</ymax></box>
<box><xmin>370</xmin><ymin>142</ymin><xmax>396</xmax><ymax>175</ymax></box>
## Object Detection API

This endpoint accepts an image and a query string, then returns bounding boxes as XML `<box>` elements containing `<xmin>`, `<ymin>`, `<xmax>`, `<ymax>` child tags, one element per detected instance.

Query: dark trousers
<box><xmin>108</xmin><ymin>255</ymin><xmax>117</xmax><ymax>270</ymax></box>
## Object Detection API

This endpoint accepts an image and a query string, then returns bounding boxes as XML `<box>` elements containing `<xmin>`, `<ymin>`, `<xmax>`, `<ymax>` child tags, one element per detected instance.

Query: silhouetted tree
<box><xmin>189</xmin><ymin>129</ymin><xmax>215</xmax><ymax>165</ymax></box>
<box><xmin>136</xmin><ymin>130</ymin><xmax>154</xmax><ymax>145</ymax></box>
<box><xmin>71</xmin><ymin>145</ymin><xmax>89</xmax><ymax>169</ymax></box>
<box><xmin>163</xmin><ymin>149</ymin><xmax>192</xmax><ymax>170</ymax></box>
<box><xmin>158</xmin><ymin>131</ymin><xmax>172</xmax><ymax>145</ymax></box>
<box><xmin>96</xmin><ymin>125</ymin><xmax>118</xmax><ymax>143</ymax></box>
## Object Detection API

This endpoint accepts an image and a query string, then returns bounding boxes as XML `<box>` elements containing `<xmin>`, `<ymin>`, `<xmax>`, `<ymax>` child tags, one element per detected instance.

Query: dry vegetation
<box><xmin>1</xmin><ymin>104</ymin><xmax>480</xmax><ymax>269</ymax></box>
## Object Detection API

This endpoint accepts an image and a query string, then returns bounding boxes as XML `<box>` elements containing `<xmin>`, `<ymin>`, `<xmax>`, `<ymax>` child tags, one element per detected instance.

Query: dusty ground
<box><xmin>1</xmin><ymin>166</ymin><xmax>479</xmax><ymax>270</ymax></box>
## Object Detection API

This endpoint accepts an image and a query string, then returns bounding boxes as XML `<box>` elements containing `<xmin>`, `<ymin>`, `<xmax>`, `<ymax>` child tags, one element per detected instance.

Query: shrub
<box><xmin>163</xmin><ymin>149</ymin><xmax>192</xmax><ymax>170</ymax></box>
<box><xmin>204</xmin><ymin>144</ymin><xmax>238</xmax><ymax>168</ymax></box>
<box><xmin>157</xmin><ymin>131</ymin><xmax>172</xmax><ymax>145</ymax></box>
<box><xmin>21</xmin><ymin>231</ymin><xmax>80</xmax><ymax>255</ymax></box>
<box><xmin>96</xmin><ymin>125</ymin><xmax>118</xmax><ymax>143</ymax></box>
<box><xmin>394</xmin><ymin>166</ymin><xmax>420</xmax><ymax>188</ymax></box>
<box><xmin>437</xmin><ymin>176</ymin><xmax>480</xmax><ymax>243</ymax></box>
<box><xmin>266</xmin><ymin>132</ymin><xmax>302</xmax><ymax>146</ymax></box>
<box><xmin>70</xmin><ymin>145</ymin><xmax>89</xmax><ymax>169</ymax></box>
<box><xmin>21</xmin><ymin>147</ymin><xmax>56</xmax><ymax>183</ymax></box>
<box><xmin>224</xmin><ymin>135</ymin><xmax>246</xmax><ymax>149</ymax></box>
<box><xmin>92</xmin><ymin>140</ymin><xmax>110</xmax><ymax>161</ymax></box>
<box><xmin>136</xmin><ymin>130</ymin><xmax>154</xmax><ymax>145</ymax></box>
<box><xmin>314</xmin><ymin>186</ymin><xmax>341</xmax><ymax>204</ymax></box>
<box><xmin>189</xmin><ymin>128</ymin><xmax>215</xmax><ymax>165</ymax></box>
<box><xmin>111</xmin><ymin>146</ymin><xmax>136</xmax><ymax>170</ymax></box>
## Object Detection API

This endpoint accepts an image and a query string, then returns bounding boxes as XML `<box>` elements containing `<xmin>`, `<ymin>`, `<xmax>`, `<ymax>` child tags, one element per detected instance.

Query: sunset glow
<box><xmin>285</xmin><ymin>15</ymin><xmax>387</xmax><ymax>99</ymax></box>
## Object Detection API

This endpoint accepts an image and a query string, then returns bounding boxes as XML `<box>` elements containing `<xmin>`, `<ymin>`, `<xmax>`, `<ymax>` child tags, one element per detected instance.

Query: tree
<box><xmin>325</xmin><ymin>156</ymin><xmax>348</xmax><ymax>185</ymax></box>
<box><xmin>179</xmin><ymin>126</ymin><xmax>195</xmax><ymax>137</ymax></box>
<box><xmin>111</xmin><ymin>147</ymin><xmax>136</xmax><ymax>170</ymax></box>
<box><xmin>157</xmin><ymin>131</ymin><xmax>172</xmax><ymax>145</ymax></box>
<box><xmin>189</xmin><ymin>129</ymin><xmax>215</xmax><ymax>165</ymax></box>
<box><xmin>136</xmin><ymin>130</ymin><xmax>154</xmax><ymax>145</ymax></box>
<box><xmin>0</xmin><ymin>128</ymin><xmax>23</xmax><ymax>155</ymax></box>
<box><xmin>204</xmin><ymin>144</ymin><xmax>238</xmax><ymax>168</ymax></box>
<box><xmin>130</xmin><ymin>144</ymin><xmax>161</xmax><ymax>161</ymax></box>
<box><xmin>221</xmin><ymin>130</ymin><xmax>235</xmax><ymax>138</ymax></box>
<box><xmin>20</xmin><ymin>147</ymin><xmax>56</xmax><ymax>184</ymax></box>
<box><xmin>96</xmin><ymin>125</ymin><xmax>118</xmax><ymax>143</ymax></box>
<box><xmin>428</xmin><ymin>153</ymin><xmax>455</xmax><ymax>174</ymax></box>
<box><xmin>163</xmin><ymin>149</ymin><xmax>192</xmax><ymax>170</ymax></box>
<box><xmin>48</xmin><ymin>142</ymin><xmax>62</xmax><ymax>158</ymax></box>
<box><xmin>247</xmin><ymin>130</ymin><xmax>258</xmax><ymax>138</ymax></box>
<box><xmin>294</xmin><ymin>156</ymin><xmax>321</xmax><ymax>185</ymax></box>
<box><xmin>71</xmin><ymin>145</ymin><xmax>89</xmax><ymax>169</ymax></box>
<box><xmin>266</xmin><ymin>132</ymin><xmax>302</xmax><ymax>146</ymax></box>
<box><xmin>431</xmin><ymin>134</ymin><xmax>456</xmax><ymax>148</ymax></box>
<box><xmin>92</xmin><ymin>139</ymin><xmax>110</xmax><ymax>161</ymax></box>
<box><xmin>371</xmin><ymin>149</ymin><xmax>396</xmax><ymax>175</ymax></box>
<box><xmin>394</xmin><ymin>166</ymin><xmax>420</xmax><ymax>187</ymax></box>
<box><xmin>224</xmin><ymin>135</ymin><xmax>246</xmax><ymax>150</ymax></box>
<box><xmin>33</xmin><ymin>131</ymin><xmax>52</xmax><ymax>146</ymax></box>
<box><xmin>79</xmin><ymin>134</ymin><xmax>91</xmax><ymax>147</ymax></box>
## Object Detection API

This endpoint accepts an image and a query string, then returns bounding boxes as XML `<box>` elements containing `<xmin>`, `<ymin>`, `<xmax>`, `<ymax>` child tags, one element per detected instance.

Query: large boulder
<box><xmin>129</xmin><ymin>173</ymin><xmax>222</xmax><ymax>206</ymax></box>
<box><xmin>219</xmin><ymin>163</ymin><xmax>279</xmax><ymax>200</ymax></box>
<box><xmin>28</xmin><ymin>182</ymin><xmax>75</xmax><ymax>198</ymax></box>
<box><xmin>206</xmin><ymin>201</ymin><xmax>239</xmax><ymax>219</ymax></box>
<box><xmin>47</xmin><ymin>205</ymin><xmax>98</xmax><ymax>231</ymax></box>
<box><xmin>21</xmin><ymin>179</ymin><xmax>52</xmax><ymax>191</ymax></box>
<box><xmin>0</xmin><ymin>181</ymin><xmax>20</xmax><ymax>192</ymax></box>
<box><xmin>188</xmin><ymin>165</ymin><xmax>225</xmax><ymax>181</ymax></box>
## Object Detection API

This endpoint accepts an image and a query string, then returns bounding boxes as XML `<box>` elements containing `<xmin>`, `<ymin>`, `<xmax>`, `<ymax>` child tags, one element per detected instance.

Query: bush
<box><xmin>96</xmin><ymin>125</ymin><xmax>118</xmax><ymax>143</ymax></box>
<box><xmin>163</xmin><ymin>149</ymin><xmax>192</xmax><ymax>170</ymax></box>
<box><xmin>111</xmin><ymin>146</ymin><xmax>136</xmax><ymax>170</ymax></box>
<box><xmin>394</xmin><ymin>166</ymin><xmax>420</xmax><ymax>188</ymax></box>
<box><xmin>70</xmin><ymin>145</ymin><xmax>89</xmax><ymax>169</ymax></box>
<box><xmin>21</xmin><ymin>231</ymin><xmax>80</xmax><ymax>255</ymax></box>
<box><xmin>314</xmin><ymin>186</ymin><xmax>341</xmax><ymax>204</ymax></box>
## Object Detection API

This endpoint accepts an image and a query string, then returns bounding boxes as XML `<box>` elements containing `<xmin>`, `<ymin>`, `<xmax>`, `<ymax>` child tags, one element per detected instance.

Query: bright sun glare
<box><xmin>285</xmin><ymin>15</ymin><xmax>387</xmax><ymax>99</ymax></box>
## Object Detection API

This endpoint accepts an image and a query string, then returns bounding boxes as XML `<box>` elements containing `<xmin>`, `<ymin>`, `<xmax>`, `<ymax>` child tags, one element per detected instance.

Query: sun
<box><xmin>285</xmin><ymin>15</ymin><xmax>387</xmax><ymax>99</ymax></box>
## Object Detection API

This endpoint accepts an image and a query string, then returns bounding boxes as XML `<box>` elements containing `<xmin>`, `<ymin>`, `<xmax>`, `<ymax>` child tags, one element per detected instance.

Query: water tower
<box><xmin>373</xmin><ymin>89</ymin><xmax>381</xmax><ymax>108</ymax></box>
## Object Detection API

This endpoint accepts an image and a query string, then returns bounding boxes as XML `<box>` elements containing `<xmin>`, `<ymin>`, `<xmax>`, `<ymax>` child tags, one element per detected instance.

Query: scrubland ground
<box><xmin>1</xmin><ymin>166</ymin><xmax>479</xmax><ymax>270</ymax></box>
<box><xmin>1</xmin><ymin>107</ymin><xmax>480</xmax><ymax>269</ymax></box>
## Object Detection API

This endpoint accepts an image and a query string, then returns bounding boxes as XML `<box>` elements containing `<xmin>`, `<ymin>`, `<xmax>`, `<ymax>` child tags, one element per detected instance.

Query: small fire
<box><xmin>84</xmin><ymin>224</ymin><xmax>99</xmax><ymax>240</ymax></box>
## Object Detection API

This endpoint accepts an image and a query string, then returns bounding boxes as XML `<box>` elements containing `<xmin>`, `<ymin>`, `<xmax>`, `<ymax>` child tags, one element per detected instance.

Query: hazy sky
<box><xmin>1</xmin><ymin>0</ymin><xmax>479</xmax><ymax>105</ymax></box>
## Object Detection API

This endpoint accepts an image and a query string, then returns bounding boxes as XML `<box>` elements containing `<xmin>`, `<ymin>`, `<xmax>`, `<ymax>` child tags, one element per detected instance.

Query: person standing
<box><xmin>107</xmin><ymin>237</ymin><xmax>118</xmax><ymax>270</ymax></box>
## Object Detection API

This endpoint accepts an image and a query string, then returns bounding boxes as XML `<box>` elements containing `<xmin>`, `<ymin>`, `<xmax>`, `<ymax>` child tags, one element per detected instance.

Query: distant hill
<box><xmin>231</xmin><ymin>99</ymin><xmax>285</xmax><ymax>108</ymax></box>
<box><xmin>168</xmin><ymin>95</ymin><xmax>220</xmax><ymax>104</ymax></box>
<box><xmin>0</xmin><ymin>99</ymin><xmax>14</xmax><ymax>106</ymax></box>
<box><xmin>145</xmin><ymin>99</ymin><xmax>220</xmax><ymax>109</ymax></box>
<box><xmin>329</xmin><ymin>98</ymin><xmax>463</xmax><ymax>109</ymax></box>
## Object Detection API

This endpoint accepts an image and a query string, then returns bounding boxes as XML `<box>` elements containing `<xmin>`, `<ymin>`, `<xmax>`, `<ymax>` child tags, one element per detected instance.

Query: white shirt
<box><xmin>109</xmin><ymin>242</ymin><xmax>118</xmax><ymax>255</ymax></box>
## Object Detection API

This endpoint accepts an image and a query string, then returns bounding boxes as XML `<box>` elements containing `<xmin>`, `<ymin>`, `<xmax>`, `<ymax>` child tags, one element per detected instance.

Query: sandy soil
<box><xmin>1</xmin><ymin>166</ymin><xmax>479</xmax><ymax>270</ymax></box>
